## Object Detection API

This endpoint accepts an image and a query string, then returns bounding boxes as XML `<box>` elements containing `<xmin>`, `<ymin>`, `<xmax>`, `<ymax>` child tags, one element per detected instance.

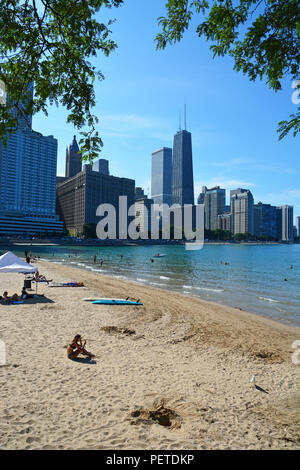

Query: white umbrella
<box><xmin>0</xmin><ymin>251</ymin><xmax>38</xmax><ymax>295</ymax></box>
<box><xmin>0</xmin><ymin>251</ymin><xmax>37</xmax><ymax>273</ymax></box>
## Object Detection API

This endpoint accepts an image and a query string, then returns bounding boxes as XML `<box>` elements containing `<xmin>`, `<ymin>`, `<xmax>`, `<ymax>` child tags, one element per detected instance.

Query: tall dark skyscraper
<box><xmin>172</xmin><ymin>124</ymin><xmax>194</xmax><ymax>206</ymax></box>
<box><xmin>65</xmin><ymin>135</ymin><xmax>82</xmax><ymax>178</ymax></box>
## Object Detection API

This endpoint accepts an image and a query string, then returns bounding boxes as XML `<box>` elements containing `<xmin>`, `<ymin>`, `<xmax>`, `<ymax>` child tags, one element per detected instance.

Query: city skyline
<box><xmin>31</xmin><ymin>0</ymin><xmax>299</xmax><ymax>219</ymax></box>
<box><xmin>59</xmin><ymin>124</ymin><xmax>299</xmax><ymax>229</ymax></box>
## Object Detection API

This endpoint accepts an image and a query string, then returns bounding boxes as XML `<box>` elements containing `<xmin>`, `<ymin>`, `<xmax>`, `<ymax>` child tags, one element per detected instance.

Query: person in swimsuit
<box><xmin>34</xmin><ymin>271</ymin><xmax>52</xmax><ymax>283</ymax></box>
<box><xmin>67</xmin><ymin>334</ymin><xmax>95</xmax><ymax>360</ymax></box>
<box><xmin>2</xmin><ymin>291</ymin><xmax>19</xmax><ymax>302</ymax></box>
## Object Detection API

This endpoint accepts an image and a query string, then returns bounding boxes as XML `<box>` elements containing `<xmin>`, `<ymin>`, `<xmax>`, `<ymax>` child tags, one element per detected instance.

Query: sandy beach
<box><xmin>0</xmin><ymin>259</ymin><xmax>299</xmax><ymax>450</ymax></box>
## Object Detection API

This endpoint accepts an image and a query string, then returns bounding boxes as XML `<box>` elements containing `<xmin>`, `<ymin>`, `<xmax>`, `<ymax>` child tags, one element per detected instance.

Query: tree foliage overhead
<box><xmin>0</xmin><ymin>0</ymin><xmax>299</xmax><ymax>160</ymax></box>
<box><xmin>0</xmin><ymin>0</ymin><xmax>123</xmax><ymax>161</ymax></box>
<box><xmin>156</xmin><ymin>0</ymin><xmax>300</xmax><ymax>139</ymax></box>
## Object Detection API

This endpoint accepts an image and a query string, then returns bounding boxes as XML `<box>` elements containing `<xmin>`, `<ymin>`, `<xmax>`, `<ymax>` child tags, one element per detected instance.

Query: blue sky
<box><xmin>33</xmin><ymin>0</ymin><xmax>300</xmax><ymax>220</ymax></box>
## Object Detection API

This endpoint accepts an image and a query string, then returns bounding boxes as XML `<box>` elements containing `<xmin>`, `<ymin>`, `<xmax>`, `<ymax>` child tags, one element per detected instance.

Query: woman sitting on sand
<box><xmin>67</xmin><ymin>334</ymin><xmax>95</xmax><ymax>360</ymax></box>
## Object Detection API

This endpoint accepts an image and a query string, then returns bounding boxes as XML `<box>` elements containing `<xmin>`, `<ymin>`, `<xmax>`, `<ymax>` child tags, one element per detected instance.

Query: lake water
<box><xmin>2</xmin><ymin>244</ymin><xmax>300</xmax><ymax>327</ymax></box>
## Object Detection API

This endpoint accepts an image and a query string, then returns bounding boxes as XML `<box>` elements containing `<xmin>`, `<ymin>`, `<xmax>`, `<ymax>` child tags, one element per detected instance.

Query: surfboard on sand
<box><xmin>82</xmin><ymin>297</ymin><xmax>132</xmax><ymax>302</ymax></box>
<box><xmin>92</xmin><ymin>299</ymin><xmax>143</xmax><ymax>305</ymax></box>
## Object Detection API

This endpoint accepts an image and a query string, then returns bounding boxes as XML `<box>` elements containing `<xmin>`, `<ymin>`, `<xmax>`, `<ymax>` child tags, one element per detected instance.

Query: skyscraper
<box><xmin>135</xmin><ymin>196</ymin><xmax>154</xmax><ymax>238</ymax></box>
<box><xmin>276</xmin><ymin>207</ymin><xmax>283</xmax><ymax>240</ymax></box>
<box><xmin>281</xmin><ymin>205</ymin><xmax>294</xmax><ymax>241</ymax></box>
<box><xmin>0</xmin><ymin>83</ymin><xmax>63</xmax><ymax>235</ymax></box>
<box><xmin>296</xmin><ymin>216</ymin><xmax>300</xmax><ymax>238</ymax></box>
<box><xmin>135</xmin><ymin>187</ymin><xmax>146</xmax><ymax>200</ymax></box>
<box><xmin>93</xmin><ymin>158</ymin><xmax>109</xmax><ymax>175</ymax></box>
<box><xmin>202</xmin><ymin>186</ymin><xmax>226</xmax><ymax>231</ymax></box>
<box><xmin>230</xmin><ymin>188</ymin><xmax>254</xmax><ymax>235</ymax></box>
<box><xmin>151</xmin><ymin>147</ymin><xmax>172</xmax><ymax>206</ymax></box>
<box><xmin>8</xmin><ymin>82</ymin><xmax>34</xmax><ymax>131</ymax></box>
<box><xmin>65</xmin><ymin>135</ymin><xmax>82</xmax><ymax>178</ymax></box>
<box><xmin>197</xmin><ymin>192</ymin><xmax>205</xmax><ymax>205</ymax></box>
<box><xmin>56</xmin><ymin>164</ymin><xmax>135</xmax><ymax>236</ymax></box>
<box><xmin>172</xmin><ymin>127</ymin><xmax>194</xmax><ymax>206</ymax></box>
<box><xmin>218</xmin><ymin>213</ymin><xmax>232</xmax><ymax>232</ymax></box>
<box><xmin>254</xmin><ymin>202</ymin><xmax>278</xmax><ymax>239</ymax></box>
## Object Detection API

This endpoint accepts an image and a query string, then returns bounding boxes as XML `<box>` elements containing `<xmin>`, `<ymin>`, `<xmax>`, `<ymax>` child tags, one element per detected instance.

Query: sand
<box><xmin>0</xmin><ymin>259</ymin><xmax>299</xmax><ymax>450</ymax></box>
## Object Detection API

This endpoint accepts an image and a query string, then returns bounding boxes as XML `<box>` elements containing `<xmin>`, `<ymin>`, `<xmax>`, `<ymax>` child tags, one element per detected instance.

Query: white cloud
<box><xmin>211</xmin><ymin>158</ymin><xmax>297</xmax><ymax>175</ymax></box>
<box><xmin>212</xmin><ymin>158</ymin><xmax>251</xmax><ymax>168</ymax></box>
<box><xmin>259</xmin><ymin>188</ymin><xmax>300</xmax><ymax>207</ymax></box>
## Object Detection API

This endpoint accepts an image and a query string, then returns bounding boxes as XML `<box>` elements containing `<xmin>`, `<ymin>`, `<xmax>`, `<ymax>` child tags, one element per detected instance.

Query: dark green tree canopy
<box><xmin>0</xmin><ymin>0</ymin><xmax>123</xmax><ymax>161</ymax></box>
<box><xmin>155</xmin><ymin>0</ymin><xmax>300</xmax><ymax>139</ymax></box>
<box><xmin>0</xmin><ymin>0</ymin><xmax>299</xmax><ymax>162</ymax></box>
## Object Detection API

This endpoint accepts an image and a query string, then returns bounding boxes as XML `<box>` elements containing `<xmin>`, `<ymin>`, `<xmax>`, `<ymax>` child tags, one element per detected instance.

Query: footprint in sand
<box><xmin>130</xmin><ymin>401</ymin><xmax>182</xmax><ymax>429</ymax></box>
<box><xmin>25</xmin><ymin>436</ymin><xmax>40</xmax><ymax>444</ymax></box>
<box><xmin>101</xmin><ymin>326</ymin><xmax>136</xmax><ymax>336</ymax></box>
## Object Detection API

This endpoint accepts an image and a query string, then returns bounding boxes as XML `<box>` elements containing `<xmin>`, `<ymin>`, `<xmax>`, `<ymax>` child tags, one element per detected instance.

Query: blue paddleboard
<box><xmin>92</xmin><ymin>299</ymin><xmax>143</xmax><ymax>305</ymax></box>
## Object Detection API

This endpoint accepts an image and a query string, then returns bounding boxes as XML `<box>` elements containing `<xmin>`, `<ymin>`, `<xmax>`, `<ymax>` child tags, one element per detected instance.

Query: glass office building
<box><xmin>254</xmin><ymin>203</ymin><xmax>278</xmax><ymax>239</ymax></box>
<box><xmin>151</xmin><ymin>147</ymin><xmax>172</xmax><ymax>206</ymax></box>
<box><xmin>0</xmin><ymin>83</ymin><xmax>63</xmax><ymax>235</ymax></box>
<box><xmin>172</xmin><ymin>130</ymin><xmax>194</xmax><ymax>206</ymax></box>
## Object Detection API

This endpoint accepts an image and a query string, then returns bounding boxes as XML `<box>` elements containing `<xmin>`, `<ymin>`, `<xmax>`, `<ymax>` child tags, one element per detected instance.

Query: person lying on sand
<box><xmin>67</xmin><ymin>334</ymin><xmax>95</xmax><ymax>360</ymax></box>
<box><xmin>2</xmin><ymin>291</ymin><xmax>19</xmax><ymax>302</ymax></box>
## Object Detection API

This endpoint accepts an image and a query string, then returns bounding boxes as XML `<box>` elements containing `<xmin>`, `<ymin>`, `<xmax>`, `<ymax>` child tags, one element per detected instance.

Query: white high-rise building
<box><xmin>230</xmin><ymin>188</ymin><xmax>254</xmax><ymax>235</ymax></box>
<box><xmin>296</xmin><ymin>216</ymin><xmax>300</xmax><ymax>238</ymax></box>
<box><xmin>151</xmin><ymin>147</ymin><xmax>173</xmax><ymax>206</ymax></box>
<box><xmin>281</xmin><ymin>205</ymin><xmax>294</xmax><ymax>241</ymax></box>
<box><xmin>202</xmin><ymin>186</ymin><xmax>226</xmax><ymax>231</ymax></box>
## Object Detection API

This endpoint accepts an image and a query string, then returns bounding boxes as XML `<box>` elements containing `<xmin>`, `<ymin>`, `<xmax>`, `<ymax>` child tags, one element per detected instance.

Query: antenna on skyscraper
<box><xmin>179</xmin><ymin>110</ymin><xmax>181</xmax><ymax>131</ymax></box>
<box><xmin>184</xmin><ymin>104</ymin><xmax>187</xmax><ymax>130</ymax></box>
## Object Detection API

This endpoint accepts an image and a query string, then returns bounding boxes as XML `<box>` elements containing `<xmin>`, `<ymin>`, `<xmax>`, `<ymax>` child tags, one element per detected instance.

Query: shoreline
<box><xmin>49</xmin><ymin>257</ymin><xmax>300</xmax><ymax>330</ymax></box>
<box><xmin>1</xmin><ymin>259</ymin><xmax>299</xmax><ymax>449</ymax></box>
<box><xmin>1</xmin><ymin>239</ymin><xmax>298</xmax><ymax>247</ymax></box>
<box><xmin>40</xmin><ymin>259</ymin><xmax>300</xmax><ymax>336</ymax></box>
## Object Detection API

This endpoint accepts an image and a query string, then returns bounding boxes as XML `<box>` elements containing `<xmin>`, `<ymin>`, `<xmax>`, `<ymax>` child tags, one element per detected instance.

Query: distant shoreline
<box><xmin>0</xmin><ymin>239</ymin><xmax>296</xmax><ymax>247</ymax></box>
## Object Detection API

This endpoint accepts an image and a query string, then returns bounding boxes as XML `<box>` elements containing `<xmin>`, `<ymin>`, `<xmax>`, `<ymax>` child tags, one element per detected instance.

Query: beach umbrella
<box><xmin>0</xmin><ymin>251</ymin><xmax>38</xmax><ymax>296</ymax></box>
<box><xmin>0</xmin><ymin>251</ymin><xmax>37</xmax><ymax>273</ymax></box>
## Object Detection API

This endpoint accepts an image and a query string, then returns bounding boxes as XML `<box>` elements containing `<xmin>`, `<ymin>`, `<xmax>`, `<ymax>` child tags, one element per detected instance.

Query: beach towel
<box><xmin>48</xmin><ymin>282</ymin><xmax>84</xmax><ymax>287</ymax></box>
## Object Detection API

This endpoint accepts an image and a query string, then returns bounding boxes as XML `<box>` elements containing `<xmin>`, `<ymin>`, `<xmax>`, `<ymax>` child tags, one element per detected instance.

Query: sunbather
<box><xmin>67</xmin><ymin>334</ymin><xmax>95</xmax><ymax>360</ymax></box>
<box><xmin>2</xmin><ymin>291</ymin><xmax>19</xmax><ymax>302</ymax></box>
<box><xmin>34</xmin><ymin>271</ymin><xmax>52</xmax><ymax>283</ymax></box>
